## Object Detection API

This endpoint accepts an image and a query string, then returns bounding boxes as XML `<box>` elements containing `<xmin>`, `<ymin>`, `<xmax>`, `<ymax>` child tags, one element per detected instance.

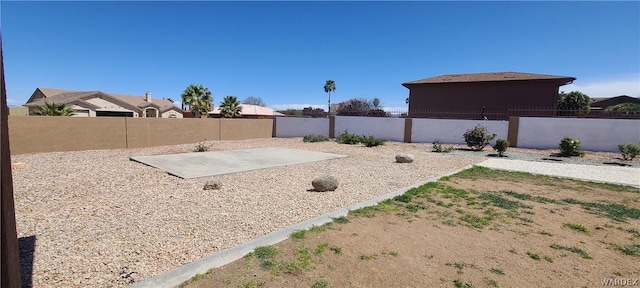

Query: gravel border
<box><xmin>11</xmin><ymin>138</ymin><xmax>484</xmax><ymax>287</ymax></box>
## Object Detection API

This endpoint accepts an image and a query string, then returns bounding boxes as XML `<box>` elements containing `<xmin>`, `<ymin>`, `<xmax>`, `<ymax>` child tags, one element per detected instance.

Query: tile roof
<box><xmin>210</xmin><ymin>104</ymin><xmax>285</xmax><ymax>116</ymax></box>
<box><xmin>26</xmin><ymin>88</ymin><xmax>182</xmax><ymax>113</ymax></box>
<box><xmin>402</xmin><ymin>72</ymin><xmax>576</xmax><ymax>85</ymax></box>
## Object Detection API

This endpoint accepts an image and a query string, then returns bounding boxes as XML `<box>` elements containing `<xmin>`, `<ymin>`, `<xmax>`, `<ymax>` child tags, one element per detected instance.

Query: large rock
<box><xmin>203</xmin><ymin>180</ymin><xmax>222</xmax><ymax>190</ymax></box>
<box><xmin>395</xmin><ymin>153</ymin><xmax>414</xmax><ymax>163</ymax></box>
<box><xmin>312</xmin><ymin>175</ymin><xmax>339</xmax><ymax>192</ymax></box>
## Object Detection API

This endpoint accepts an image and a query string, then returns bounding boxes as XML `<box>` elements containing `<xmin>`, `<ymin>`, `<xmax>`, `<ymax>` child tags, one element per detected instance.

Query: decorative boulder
<box><xmin>312</xmin><ymin>175</ymin><xmax>339</xmax><ymax>192</ymax></box>
<box><xmin>203</xmin><ymin>180</ymin><xmax>222</xmax><ymax>190</ymax></box>
<box><xmin>395</xmin><ymin>153</ymin><xmax>414</xmax><ymax>163</ymax></box>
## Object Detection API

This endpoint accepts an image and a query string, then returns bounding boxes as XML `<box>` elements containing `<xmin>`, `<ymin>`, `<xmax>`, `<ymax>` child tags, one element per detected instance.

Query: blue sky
<box><xmin>2</xmin><ymin>1</ymin><xmax>639</xmax><ymax>110</ymax></box>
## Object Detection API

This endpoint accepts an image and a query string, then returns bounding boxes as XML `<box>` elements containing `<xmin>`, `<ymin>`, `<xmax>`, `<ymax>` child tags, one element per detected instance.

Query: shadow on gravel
<box><xmin>19</xmin><ymin>235</ymin><xmax>36</xmax><ymax>288</ymax></box>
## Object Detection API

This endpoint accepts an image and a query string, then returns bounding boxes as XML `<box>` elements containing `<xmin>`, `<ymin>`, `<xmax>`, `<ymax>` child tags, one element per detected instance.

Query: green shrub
<box><xmin>618</xmin><ymin>143</ymin><xmax>640</xmax><ymax>161</ymax></box>
<box><xmin>463</xmin><ymin>125</ymin><xmax>496</xmax><ymax>151</ymax></box>
<box><xmin>432</xmin><ymin>140</ymin><xmax>455</xmax><ymax>153</ymax></box>
<box><xmin>361</xmin><ymin>135</ymin><xmax>385</xmax><ymax>147</ymax></box>
<box><xmin>336</xmin><ymin>130</ymin><xmax>363</xmax><ymax>145</ymax></box>
<box><xmin>559</xmin><ymin>137</ymin><xmax>585</xmax><ymax>157</ymax></box>
<box><xmin>493</xmin><ymin>139</ymin><xmax>510</xmax><ymax>157</ymax></box>
<box><xmin>194</xmin><ymin>140</ymin><xmax>209</xmax><ymax>152</ymax></box>
<box><xmin>303</xmin><ymin>134</ymin><xmax>329</xmax><ymax>143</ymax></box>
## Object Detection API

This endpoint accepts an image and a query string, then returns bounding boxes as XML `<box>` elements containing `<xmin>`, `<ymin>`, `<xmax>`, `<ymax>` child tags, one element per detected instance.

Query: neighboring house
<box><xmin>590</xmin><ymin>95</ymin><xmax>640</xmax><ymax>110</ymax></box>
<box><xmin>209</xmin><ymin>104</ymin><xmax>285</xmax><ymax>119</ymax></box>
<box><xmin>23</xmin><ymin>88</ymin><xmax>183</xmax><ymax>118</ymax></box>
<box><xmin>402</xmin><ymin>71</ymin><xmax>576</xmax><ymax>120</ymax></box>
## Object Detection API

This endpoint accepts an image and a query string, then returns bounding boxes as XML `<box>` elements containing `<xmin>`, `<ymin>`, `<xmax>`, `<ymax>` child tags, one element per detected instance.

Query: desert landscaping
<box><xmin>12</xmin><ymin>137</ymin><xmax>487</xmax><ymax>287</ymax></box>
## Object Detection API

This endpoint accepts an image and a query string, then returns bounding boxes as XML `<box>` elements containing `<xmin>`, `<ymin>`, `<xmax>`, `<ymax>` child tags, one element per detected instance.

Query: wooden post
<box><xmin>328</xmin><ymin>116</ymin><xmax>335</xmax><ymax>138</ymax></box>
<box><xmin>507</xmin><ymin>116</ymin><xmax>519</xmax><ymax>147</ymax></box>
<box><xmin>404</xmin><ymin>118</ymin><xmax>412</xmax><ymax>143</ymax></box>
<box><xmin>0</xmin><ymin>30</ymin><xmax>22</xmax><ymax>288</ymax></box>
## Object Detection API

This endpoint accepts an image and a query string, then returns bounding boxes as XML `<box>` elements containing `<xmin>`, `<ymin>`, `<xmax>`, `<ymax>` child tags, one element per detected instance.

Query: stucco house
<box><xmin>23</xmin><ymin>88</ymin><xmax>183</xmax><ymax>118</ymax></box>
<box><xmin>209</xmin><ymin>104</ymin><xmax>285</xmax><ymax>119</ymax></box>
<box><xmin>402</xmin><ymin>72</ymin><xmax>576</xmax><ymax>120</ymax></box>
<box><xmin>590</xmin><ymin>95</ymin><xmax>640</xmax><ymax>110</ymax></box>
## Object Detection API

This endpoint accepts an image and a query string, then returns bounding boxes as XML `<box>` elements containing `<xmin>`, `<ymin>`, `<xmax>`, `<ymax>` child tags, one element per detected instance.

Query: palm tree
<box><xmin>219</xmin><ymin>96</ymin><xmax>243</xmax><ymax>118</ymax></box>
<box><xmin>324</xmin><ymin>80</ymin><xmax>336</xmax><ymax>116</ymax></box>
<box><xmin>373</xmin><ymin>98</ymin><xmax>381</xmax><ymax>109</ymax></box>
<box><xmin>35</xmin><ymin>101</ymin><xmax>74</xmax><ymax>116</ymax></box>
<box><xmin>181</xmin><ymin>84</ymin><xmax>212</xmax><ymax>118</ymax></box>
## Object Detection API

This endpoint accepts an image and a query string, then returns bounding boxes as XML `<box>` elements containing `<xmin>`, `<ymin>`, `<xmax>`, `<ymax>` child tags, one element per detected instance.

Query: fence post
<box><xmin>1</xmin><ymin>30</ymin><xmax>22</xmax><ymax>288</ymax></box>
<box><xmin>329</xmin><ymin>116</ymin><xmax>335</xmax><ymax>138</ymax></box>
<box><xmin>404</xmin><ymin>118</ymin><xmax>412</xmax><ymax>143</ymax></box>
<box><xmin>507</xmin><ymin>116</ymin><xmax>519</xmax><ymax>147</ymax></box>
<box><xmin>272</xmin><ymin>117</ymin><xmax>277</xmax><ymax>138</ymax></box>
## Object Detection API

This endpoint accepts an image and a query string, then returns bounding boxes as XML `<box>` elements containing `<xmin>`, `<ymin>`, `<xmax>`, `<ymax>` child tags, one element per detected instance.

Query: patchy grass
<box><xmin>179</xmin><ymin>269</ymin><xmax>215</xmax><ymax>287</ymax></box>
<box><xmin>314</xmin><ymin>243</ymin><xmax>329</xmax><ymax>255</ymax></box>
<box><xmin>241</xmin><ymin>280</ymin><xmax>265</xmax><ymax>288</ymax></box>
<box><xmin>527</xmin><ymin>252</ymin><xmax>541</xmax><ymax>260</ymax></box>
<box><xmin>502</xmin><ymin>190</ymin><xmax>562</xmax><ymax>205</ymax></box>
<box><xmin>360</xmin><ymin>254</ymin><xmax>378</xmax><ymax>261</ymax></box>
<box><xmin>254</xmin><ymin>246</ymin><xmax>279</xmax><ymax>260</ymax></box>
<box><xmin>624</xmin><ymin>228</ymin><xmax>640</xmax><ymax>238</ymax></box>
<box><xmin>311</xmin><ymin>279</ymin><xmax>328</xmax><ymax>288</ymax></box>
<box><xmin>550</xmin><ymin>244</ymin><xmax>592</xmax><ymax>259</ymax></box>
<box><xmin>460</xmin><ymin>209</ymin><xmax>499</xmax><ymax>229</ymax></box>
<box><xmin>290</xmin><ymin>230</ymin><xmax>307</xmax><ymax>241</ymax></box>
<box><xmin>617</xmin><ymin>244</ymin><xmax>640</xmax><ymax>257</ymax></box>
<box><xmin>453</xmin><ymin>278</ymin><xmax>475</xmax><ymax>288</ymax></box>
<box><xmin>478</xmin><ymin>192</ymin><xmax>531</xmax><ymax>210</ymax></box>
<box><xmin>561</xmin><ymin>198</ymin><xmax>640</xmax><ymax>222</ymax></box>
<box><xmin>544</xmin><ymin>255</ymin><xmax>554</xmax><ymax>263</ymax></box>
<box><xmin>329</xmin><ymin>246</ymin><xmax>343</xmax><ymax>255</ymax></box>
<box><xmin>332</xmin><ymin>216</ymin><xmax>349</xmax><ymax>224</ymax></box>
<box><xmin>563</xmin><ymin>223</ymin><xmax>590</xmax><ymax>234</ymax></box>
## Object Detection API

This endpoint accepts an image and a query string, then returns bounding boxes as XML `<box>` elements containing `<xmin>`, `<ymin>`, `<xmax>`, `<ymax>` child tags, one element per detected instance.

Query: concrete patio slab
<box><xmin>130</xmin><ymin>147</ymin><xmax>347</xmax><ymax>179</ymax></box>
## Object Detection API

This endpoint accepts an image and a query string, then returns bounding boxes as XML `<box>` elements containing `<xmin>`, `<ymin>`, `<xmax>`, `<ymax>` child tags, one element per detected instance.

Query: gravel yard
<box><xmin>11</xmin><ymin>138</ymin><xmax>484</xmax><ymax>288</ymax></box>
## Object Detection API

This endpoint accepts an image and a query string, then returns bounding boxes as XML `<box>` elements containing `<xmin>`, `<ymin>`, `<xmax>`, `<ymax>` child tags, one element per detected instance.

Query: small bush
<box><xmin>463</xmin><ymin>125</ymin><xmax>496</xmax><ymax>151</ymax></box>
<box><xmin>432</xmin><ymin>140</ymin><xmax>455</xmax><ymax>153</ymax></box>
<box><xmin>361</xmin><ymin>135</ymin><xmax>385</xmax><ymax>147</ymax></box>
<box><xmin>303</xmin><ymin>134</ymin><xmax>329</xmax><ymax>143</ymax></box>
<box><xmin>493</xmin><ymin>139</ymin><xmax>510</xmax><ymax>157</ymax></box>
<box><xmin>336</xmin><ymin>130</ymin><xmax>363</xmax><ymax>145</ymax></box>
<box><xmin>618</xmin><ymin>143</ymin><xmax>640</xmax><ymax>161</ymax></box>
<box><xmin>194</xmin><ymin>140</ymin><xmax>209</xmax><ymax>152</ymax></box>
<box><xmin>559</xmin><ymin>137</ymin><xmax>585</xmax><ymax>157</ymax></box>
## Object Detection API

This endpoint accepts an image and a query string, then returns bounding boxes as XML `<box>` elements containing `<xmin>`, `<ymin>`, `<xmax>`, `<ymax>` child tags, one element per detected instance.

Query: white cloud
<box><xmin>270</xmin><ymin>104</ymin><xmax>326</xmax><ymax>111</ymax></box>
<box><xmin>562</xmin><ymin>75</ymin><xmax>640</xmax><ymax>97</ymax></box>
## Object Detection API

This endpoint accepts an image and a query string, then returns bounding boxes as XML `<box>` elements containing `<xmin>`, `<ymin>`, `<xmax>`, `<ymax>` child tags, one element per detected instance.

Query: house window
<box><xmin>168</xmin><ymin>114</ymin><xmax>177</xmax><ymax>118</ymax></box>
<box><xmin>145</xmin><ymin>108</ymin><xmax>157</xmax><ymax>118</ymax></box>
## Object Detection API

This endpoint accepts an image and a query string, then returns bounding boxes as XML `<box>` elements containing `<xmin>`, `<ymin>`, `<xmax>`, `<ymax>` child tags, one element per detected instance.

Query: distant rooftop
<box><xmin>402</xmin><ymin>72</ymin><xmax>576</xmax><ymax>86</ymax></box>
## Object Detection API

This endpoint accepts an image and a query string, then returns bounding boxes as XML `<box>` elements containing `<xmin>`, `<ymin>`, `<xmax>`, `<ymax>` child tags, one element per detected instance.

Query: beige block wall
<box><xmin>8</xmin><ymin>117</ymin><xmax>275</xmax><ymax>154</ymax></box>
<box><xmin>124</xmin><ymin>118</ymin><xmax>221</xmax><ymax>148</ymax></box>
<box><xmin>219</xmin><ymin>118</ymin><xmax>273</xmax><ymax>140</ymax></box>
<box><xmin>8</xmin><ymin>107</ymin><xmax>28</xmax><ymax>116</ymax></box>
<box><xmin>9</xmin><ymin>116</ymin><xmax>127</xmax><ymax>154</ymax></box>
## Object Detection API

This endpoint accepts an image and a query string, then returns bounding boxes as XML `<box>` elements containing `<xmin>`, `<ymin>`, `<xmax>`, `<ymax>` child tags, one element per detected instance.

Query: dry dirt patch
<box><xmin>183</xmin><ymin>167</ymin><xmax>640</xmax><ymax>288</ymax></box>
